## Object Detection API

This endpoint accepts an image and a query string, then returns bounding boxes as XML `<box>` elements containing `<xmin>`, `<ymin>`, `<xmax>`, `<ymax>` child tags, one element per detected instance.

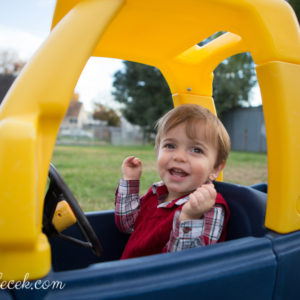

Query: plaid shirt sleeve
<box><xmin>165</xmin><ymin>205</ymin><xmax>225</xmax><ymax>252</ymax></box>
<box><xmin>115</xmin><ymin>179</ymin><xmax>141</xmax><ymax>234</ymax></box>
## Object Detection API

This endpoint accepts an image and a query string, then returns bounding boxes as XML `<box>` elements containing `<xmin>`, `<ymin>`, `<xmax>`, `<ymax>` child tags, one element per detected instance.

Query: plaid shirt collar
<box><xmin>152</xmin><ymin>181</ymin><xmax>190</xmax><ymax>208</ymax></box>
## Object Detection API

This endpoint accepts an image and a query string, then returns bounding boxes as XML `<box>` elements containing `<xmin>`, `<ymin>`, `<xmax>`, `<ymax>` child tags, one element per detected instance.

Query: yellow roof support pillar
<box><xmin>0</xmin><ymin>0</ymin><xmax>124</xmax><ymax>281</ymax></box>
<box><xmin>257</xmin><ymin>61</ymin><xmax>300</xmax><ymax>233</ymax></box>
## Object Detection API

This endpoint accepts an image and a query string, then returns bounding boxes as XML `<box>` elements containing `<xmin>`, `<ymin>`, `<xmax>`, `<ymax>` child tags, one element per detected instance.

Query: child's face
<box><xmin>157</xmin><ymin>122</ymin><xmax>223</xmax><ymax>200</ymax></box>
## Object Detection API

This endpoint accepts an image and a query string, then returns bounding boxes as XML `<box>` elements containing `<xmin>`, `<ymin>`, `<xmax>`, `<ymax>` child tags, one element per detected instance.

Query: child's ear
<box><xmin>209</xmin><ymin>161</ymin><xmax>226</xmax><ymax>181</ymax></box>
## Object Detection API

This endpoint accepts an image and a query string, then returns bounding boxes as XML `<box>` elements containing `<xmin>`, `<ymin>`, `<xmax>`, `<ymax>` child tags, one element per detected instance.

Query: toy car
<box><xmin>1</xmin><ymin>0</ymin><xmax>300</xmax><ymax>299</ymax></box>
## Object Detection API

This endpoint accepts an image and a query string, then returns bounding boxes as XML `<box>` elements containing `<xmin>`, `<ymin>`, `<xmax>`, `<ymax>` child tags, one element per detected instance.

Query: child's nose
<box><xmin>173</xmin><ymin>149</ymin><xmax>187</xmax><ymax>162</ymax></box>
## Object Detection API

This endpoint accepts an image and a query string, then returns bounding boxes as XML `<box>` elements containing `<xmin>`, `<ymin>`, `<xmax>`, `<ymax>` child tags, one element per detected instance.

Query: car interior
<box><xmin>49</xmin><ymin>178</ymin><xmax>268</xmax><ymax>272</ymax></box>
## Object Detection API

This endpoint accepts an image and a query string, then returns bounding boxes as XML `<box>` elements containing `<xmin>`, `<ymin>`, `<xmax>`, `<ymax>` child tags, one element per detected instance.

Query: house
<box><xmin>59</xmin><ymin>94</ymin><xmax>92</xmax><ymax>138</ymax></box>
<box><xmin>60</xmin><ymin>93</ymin><xmax>89</xmax><ymax>129</ymax></box>
<box><xmin>58</xmin><ymin>94</ymin><xmax>142</xmax><ymax>144</ymax></box>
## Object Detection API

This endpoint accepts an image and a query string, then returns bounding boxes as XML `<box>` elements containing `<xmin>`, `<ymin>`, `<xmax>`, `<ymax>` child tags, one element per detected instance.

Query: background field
<box><xmin>52</xmin><ymin>145</ymin><xmax>267</xmax><ymax>211</ymax></box>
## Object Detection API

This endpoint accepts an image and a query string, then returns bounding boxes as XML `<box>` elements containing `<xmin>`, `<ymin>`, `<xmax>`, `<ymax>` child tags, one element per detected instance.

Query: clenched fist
<box><xmin>122</xmin><ymin>156</ymin><xmax>142</xmax><ymax>180</ymax></box>
<box><xmin>179</xmin><ymin>183</ymin><xmax>217</xmax><ymax>221</ymax></box>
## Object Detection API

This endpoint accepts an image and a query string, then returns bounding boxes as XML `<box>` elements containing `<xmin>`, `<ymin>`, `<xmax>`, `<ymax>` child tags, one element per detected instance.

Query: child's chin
<box><xmin>169</xmin><ymin>186</ymin><xmax>193</xmax><ymax>196</ymax></box>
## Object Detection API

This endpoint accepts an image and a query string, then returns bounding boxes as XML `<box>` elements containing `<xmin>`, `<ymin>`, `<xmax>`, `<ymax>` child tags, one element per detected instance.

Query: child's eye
<box><xmin>192</xmin><ymin>147</ymin><xmax>203</xmax><ymax>154</ymax></box>
<box><xmin>163</xmin><ymin>143</ymin><xmax>175</xmax><ymax>149</ymax></box>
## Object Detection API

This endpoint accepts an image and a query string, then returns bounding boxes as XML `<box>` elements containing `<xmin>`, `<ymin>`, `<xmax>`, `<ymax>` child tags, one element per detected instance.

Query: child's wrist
<box><xmin>179</xmin><ymin>211</ymin><xmax>203</xmax><ymax>222</ymax></box>
<box><xmin>123</xmin><ymin>176</ymin><xmax>140</xmax><ymax>181</ymax></box>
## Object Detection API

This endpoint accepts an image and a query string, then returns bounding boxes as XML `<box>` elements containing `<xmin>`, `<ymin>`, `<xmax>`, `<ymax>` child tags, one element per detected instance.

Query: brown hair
<box><xmin>155</xmin><ymin>104</ymin><xmax>231</xmax><ymax>167</ymax></box>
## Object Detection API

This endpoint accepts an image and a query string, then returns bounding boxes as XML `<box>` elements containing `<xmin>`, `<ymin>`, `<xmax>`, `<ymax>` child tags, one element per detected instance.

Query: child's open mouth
<box><xmin>169</xmin><ymin>168</ymin><xmax>188</xmax><ymax>178</ymax></box>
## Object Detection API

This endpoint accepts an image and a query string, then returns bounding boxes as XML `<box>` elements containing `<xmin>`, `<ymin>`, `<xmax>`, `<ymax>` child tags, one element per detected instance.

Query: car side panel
<box><xmin>44</xmin><ymin>237</ymin><xmax>277</xmax><ymax>300</ymax></box>
<box><xmin>267</xmin><ymin>231</ymin><xmax>300</xmax><ymax>300</ymax></box>
<box><xmin>0</xmin><ymin>291</ymin><xmax>14</xmax><ymax>300</ymax></box>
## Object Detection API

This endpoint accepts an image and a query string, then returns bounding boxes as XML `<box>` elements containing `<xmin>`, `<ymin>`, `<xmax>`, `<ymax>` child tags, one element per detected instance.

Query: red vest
<box><xmin>121</xmin><ymin>186</ymin><xmax>230</xmax><ymax>259</ymax></box>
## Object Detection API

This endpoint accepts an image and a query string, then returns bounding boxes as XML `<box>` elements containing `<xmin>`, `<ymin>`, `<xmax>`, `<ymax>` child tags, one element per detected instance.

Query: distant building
<box><xmin>60</xmin><ymin>94</ymin><xmax>89</xmax><ymax>130</ymax></box>
<box><xmin>59</xmin><ymin>94</ymin><xmax>93</xmax><ymax>139</ymax></box>
<box><xmin>58</xmin><ymin>95</ymin><xmax>143</xmax><ymax>144</ymax></box>
<box><xmin>222</xmin><ymin>106</ymin><xmax>267</xmax><ymax>153</ymax></box>
<box><xmin>0</xmin><ymin>74</ymin><xmax>16</xmax><ymax>104</ymax></box>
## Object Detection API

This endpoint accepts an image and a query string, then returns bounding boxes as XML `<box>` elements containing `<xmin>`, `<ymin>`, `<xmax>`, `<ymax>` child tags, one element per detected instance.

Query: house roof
<box><xmin>65</xmin><ymin>100</ymin><xmax>83</xmax><ymax>118</ymax></box>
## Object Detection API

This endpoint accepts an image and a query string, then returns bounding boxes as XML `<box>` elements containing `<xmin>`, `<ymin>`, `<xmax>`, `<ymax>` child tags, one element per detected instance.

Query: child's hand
<box><xmin>179</xmin><ymin>183</ymin><xmax>217</xmax><ymax>221</ymax></box>
<box><xmin>122</xmin><ymin>156</ymin><xmax>142</xmax><ymax>180</ymax></box>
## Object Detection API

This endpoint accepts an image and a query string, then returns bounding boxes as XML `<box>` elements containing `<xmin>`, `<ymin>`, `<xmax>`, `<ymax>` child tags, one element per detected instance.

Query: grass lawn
<box><xmin>51</xmin><ymin>144</ymin><xmax>268</xmax><ymax>212</ymax></box>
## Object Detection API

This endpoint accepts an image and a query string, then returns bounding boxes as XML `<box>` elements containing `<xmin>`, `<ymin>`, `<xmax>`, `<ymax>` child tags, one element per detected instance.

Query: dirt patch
<box><xmin>224</xmin><ymin>165</ymin><xmax>268</xmax><ymax>186</ymax></box>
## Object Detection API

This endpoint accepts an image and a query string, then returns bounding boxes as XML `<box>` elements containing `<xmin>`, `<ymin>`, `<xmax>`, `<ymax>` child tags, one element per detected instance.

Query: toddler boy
<box><xmin>115</xmin><ymin>104</ymin><xmax>231</xmax><ymax>259</ymax></box>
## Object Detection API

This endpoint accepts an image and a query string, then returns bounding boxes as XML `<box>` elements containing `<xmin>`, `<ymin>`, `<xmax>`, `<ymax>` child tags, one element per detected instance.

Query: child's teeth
<box><xmin>172</xmin><ymin>169</ymin><xmax>186</xmax><ymax>177</ymax></box>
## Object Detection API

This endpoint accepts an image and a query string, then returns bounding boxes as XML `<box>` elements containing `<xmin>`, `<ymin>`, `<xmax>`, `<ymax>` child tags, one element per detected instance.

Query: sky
<box><xmin>0</xmin><ymin>0</ymin><xmax>124</xmax><ymax>112</ymax></box>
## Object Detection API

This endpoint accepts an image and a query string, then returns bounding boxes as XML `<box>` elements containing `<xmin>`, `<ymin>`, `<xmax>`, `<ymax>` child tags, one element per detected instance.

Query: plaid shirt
<box><xmin>115</xmin><ymin>179</ymin><xmax>225</xmax><ymax>252</ymax></box>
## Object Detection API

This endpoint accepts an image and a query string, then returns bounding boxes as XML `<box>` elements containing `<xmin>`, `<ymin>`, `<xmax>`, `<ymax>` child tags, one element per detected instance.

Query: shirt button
<box><xmin>183</xmin><ymin>227</ymin><xmax>191</xmax><ymax>233</ymax></box>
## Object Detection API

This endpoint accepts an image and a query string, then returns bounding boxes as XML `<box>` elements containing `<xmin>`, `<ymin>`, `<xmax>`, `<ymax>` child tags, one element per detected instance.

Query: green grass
<box><xmin>51</xmin><ymin>144</ymin><xmax>268</xmax><ymax>211</ymax></box>
<box><xmin>52</xmin><ymin>145</ymin><xmax>160</xmax><ymax>211</ymax></box>
<box><xmin>227</xmin><ymin>151</ymin><xmax>267</xmax><ymax>165</ymax></box>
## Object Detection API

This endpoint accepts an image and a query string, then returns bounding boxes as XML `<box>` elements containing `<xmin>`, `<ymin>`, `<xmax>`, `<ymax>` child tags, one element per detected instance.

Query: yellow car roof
<box><xmin>50</xmin><ymin>0</ymin><xmax>300</xmax><ymax>101</ymax></box>
<box><xmin>52</xmin><ymin>0</ymin><xmax>300</xmax><ymax>65</ymax></box>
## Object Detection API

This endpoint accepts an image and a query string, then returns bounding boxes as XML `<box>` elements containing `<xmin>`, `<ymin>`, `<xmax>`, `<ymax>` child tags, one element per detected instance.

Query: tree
<box><xmin>213</xmin><ymin>53</ymin><xmax>257</xmax><ymax>117</ymax></box>
<box><xmin>93</xmin><ymin>103</ymin><xmax>121</xmax><ymax>127</ymax></box>
<box><xmin>112</xmin><ymin>61</ymin><xmax>173</xmax><ymax>141</ymax></box>
<box><xmin>0</xmin><ymin>50</ymin><xmax>25</xmax><ymax>75</ymax></box>
<box><xmin>288</xmin><ymin>0</ymin><xmax>300</xmax><ymax>22</ymax></box>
